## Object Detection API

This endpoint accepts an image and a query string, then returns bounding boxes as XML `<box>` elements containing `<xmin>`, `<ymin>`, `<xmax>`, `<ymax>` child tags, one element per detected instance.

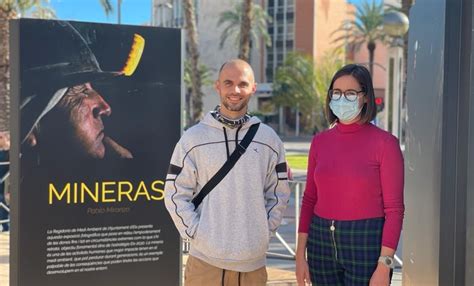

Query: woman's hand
<box><xmin>369</xmin><ymin>263</ymin><xmax>390</xmax><ymax>286</ymax></box>
<box><xmin>296</xmin><ymin>253</ymin><xmax>311</xmax><ymax>286</ymax></box>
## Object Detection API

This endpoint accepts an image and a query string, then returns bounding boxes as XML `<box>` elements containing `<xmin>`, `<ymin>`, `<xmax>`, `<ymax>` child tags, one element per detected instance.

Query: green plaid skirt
<box><xmin>307</xmin><ymin>215</ymin><xmax>389</xmax><ymax>286</ymax></box>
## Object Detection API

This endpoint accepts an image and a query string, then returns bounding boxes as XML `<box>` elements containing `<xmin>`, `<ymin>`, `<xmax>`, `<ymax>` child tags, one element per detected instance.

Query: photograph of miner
<box><xmin>15</xmin><ymin>18</ymin><xmax>182</xmax><ymax>186</ymax></box>
<box><xmin>19</xmin><ymin>20</ymin><xmax>145</xmax><ymax>166</ymax></box>
<box><xmin>15</xmin><ymin>18</ymin><xmax>182</xmax><ymax>183</ymax></box>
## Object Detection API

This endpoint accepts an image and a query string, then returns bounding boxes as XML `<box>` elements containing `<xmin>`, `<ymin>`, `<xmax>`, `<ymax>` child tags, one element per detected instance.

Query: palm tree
<box><xmin>0</xmin><ymin>0</ymin><xmax>57</xmax><ymax>132</ymax></box>
<box><xmin>183</xmin><ymin>0</ymin><xmax>204</xmax><ymax>123</ymax></box>
<box><xmin>184</xmin><ymin>61</ymin><xmax>212</xmax><ymax>128</ymax></box>
<box><xmin>238</xmin><ymin>0</ymin><xmax>252</xmax><ymax>61</ymax></box>
<box><xmin>100</xmin><ymin>0</ymin><xmax>113</xmax><ymax>16</ymax></box>
<box><xmin>218</xmin><ymin>1</ymin><xmax>271</xmax><ymax>61</ymax></box>
<box><xmin>333</xmin><ymin>0</ymin><xmax>385</xmax><ymax>77</ymax></box>
<box><xmin>273</xmin><ymin>50</ymin><xmax>344</xmax><ymax>133</ymax></box>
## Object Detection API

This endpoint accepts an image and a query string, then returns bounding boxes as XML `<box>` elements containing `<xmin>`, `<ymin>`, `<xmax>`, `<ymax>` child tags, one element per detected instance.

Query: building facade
<box><xmin>152</xmin><ymin>0</ymin><xmax>390</xmax><ymax>133</ymax></box>
<box><xmin>151</xmin><ymin>0</ymin><xmax>262</xmax><ymax>117</ymax></box>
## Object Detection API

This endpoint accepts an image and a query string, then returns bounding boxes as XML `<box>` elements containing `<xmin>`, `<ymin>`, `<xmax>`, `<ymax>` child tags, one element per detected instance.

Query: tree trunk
<box><xmin>185</xmin><ymin>88</ymin><xmax>192</xmax><ymax>128</ymax></box>
<box><xmin>183</xmin><ymin>0</ymin><xmax>204</xmax><ymax>123</ymax></box>
<box><xmin>367</xmin><ymin>41</ymin><xmax>376</xmax><ymax>78</ymax></box>
<box><xmin>0</xmin><ymin>7</ymin><xmax>16</xmax><ymax>132</ymax></box>
<box><xmin>238</xmin><ymin>0</ymin><xmax>252</xmax><ymax>62</ymax></box>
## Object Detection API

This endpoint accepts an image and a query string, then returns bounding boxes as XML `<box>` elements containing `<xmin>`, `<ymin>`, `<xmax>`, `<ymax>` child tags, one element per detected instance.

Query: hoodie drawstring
<box><xmin>223</xmin><ymin>127</ymin><xmax>230</xmax><ymax>159</ymax></box>
<box><xmin>223</xmin><ymin>125</ymin><xmax>243</xmax><ymax>160</ymax></box>
<box><xmin>235</xmin><ymin>125</ymin><xmax>243</xmax><ymax>147</ymax></box>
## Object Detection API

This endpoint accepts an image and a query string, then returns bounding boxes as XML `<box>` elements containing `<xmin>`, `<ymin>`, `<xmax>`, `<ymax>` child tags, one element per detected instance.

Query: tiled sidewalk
<box><xmin>0</xmin><ymin>233</ymin><xmax>8</xmax><ymax>285</ymax></box>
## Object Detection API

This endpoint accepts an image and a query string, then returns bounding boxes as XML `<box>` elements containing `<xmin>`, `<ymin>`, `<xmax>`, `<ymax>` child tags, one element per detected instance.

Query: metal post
<box><xmin>279</xmin><ymin>106</ymin><xmax>284</xmax><ymax>135</ymax></box>
<box><xmin>295</xmin><ymin>104</ymin><xmax>300</xmax><ymax>137</ymax></box>
<box><xmin>117</xmin><ymin>0</ymin><xmax>122</xmax><ymax>24</ymax></box>
<box><xmin>295</xmin><ymin>182</ymin><xmax>300</xmax><ymax>242</ymax></box>
<box><xmin>391</xmin><ymin>45</ymin><xmax>403</xmax><ymax>138</ymax></box>
<box><xmin>160</xmin><ymin>4</ymin><xmax>164</xmax><ymax>26</ymax></box>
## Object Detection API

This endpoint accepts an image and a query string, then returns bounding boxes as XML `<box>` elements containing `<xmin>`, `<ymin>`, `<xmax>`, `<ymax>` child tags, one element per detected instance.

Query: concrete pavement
<box><xmin>0</xmin><ymin>233</ymin><xmax>8</xmax><ymax>285</ymax></box>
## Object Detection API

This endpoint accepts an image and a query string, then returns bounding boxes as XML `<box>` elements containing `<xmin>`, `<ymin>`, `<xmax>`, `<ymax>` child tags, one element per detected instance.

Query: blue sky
<box><xmin>50</xmin><ymin>0</ymin><xmax>152</xmax><ymax>25</ymax></box>
<box><xmin>49</xmin><ymin>0</ymin><xmax>381</xmax><ymax>26</ymax></box>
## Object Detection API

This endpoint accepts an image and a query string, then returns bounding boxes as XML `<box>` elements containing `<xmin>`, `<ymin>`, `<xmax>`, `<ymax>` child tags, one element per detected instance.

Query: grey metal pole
<box><xmin>295</xmin><ymin>182</ymin><xmax>300</xmax><ymax>243</ymax></box>
<box><xmin>117</xmin><ymin>0</ymin><xmax>122</xmax><ymax>24</ymax></box>
<box><xmin>275</xmin><ymin>232</ymin><xmax>295</xmax><ymax>256</ymax></box>
<box><xmin>295</xmin><ymin>104</ymin><xmax>300</xmax><ymax>137</ymax></box>
<box><xmin>160</xmin><ymin>5</ymin><xmax>164</xmax><ymax>26</ymax></box>
<box><xmin>279</xmin><ymin>106</ymin><xmax>284</xmax><ymax>135</ymax></box>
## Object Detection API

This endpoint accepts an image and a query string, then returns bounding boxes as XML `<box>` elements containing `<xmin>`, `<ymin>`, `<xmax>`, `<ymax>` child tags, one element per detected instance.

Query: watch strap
<box><xmin>378</xmin><ymin>256</ymin><xmax>395</xmax><ymax>269</ymax></box>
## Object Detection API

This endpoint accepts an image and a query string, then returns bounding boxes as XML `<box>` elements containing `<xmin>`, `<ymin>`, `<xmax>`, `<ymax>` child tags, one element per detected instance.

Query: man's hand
<box><xmin>369</xmin><ymin>263</ymin><xmax>390</xmax><ymax>286</ymax></box>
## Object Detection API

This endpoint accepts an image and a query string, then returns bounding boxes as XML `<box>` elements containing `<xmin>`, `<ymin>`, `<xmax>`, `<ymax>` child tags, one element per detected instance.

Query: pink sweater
<box><xmin>298</xmin><ymin>122</ymin><xmax>404</xmax><ymax>250</ymax></box>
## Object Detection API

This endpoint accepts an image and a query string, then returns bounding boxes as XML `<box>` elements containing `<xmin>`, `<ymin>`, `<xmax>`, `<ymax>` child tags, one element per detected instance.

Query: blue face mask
<box><xmin>329</xmin><ymin>97</ymin><xmax>362</xmax><ymax>122</ymax></box>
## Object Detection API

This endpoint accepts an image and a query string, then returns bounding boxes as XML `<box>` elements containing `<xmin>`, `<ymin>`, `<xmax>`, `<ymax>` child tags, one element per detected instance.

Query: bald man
<box><xmin>165</xmin><ymin>59</ymin><xmax>290</xmax><ymax>285</ymax></box>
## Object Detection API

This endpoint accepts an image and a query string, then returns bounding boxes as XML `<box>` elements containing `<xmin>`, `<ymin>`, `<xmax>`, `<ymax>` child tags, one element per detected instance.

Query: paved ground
<box><xmin>0</xmin><ymin>233</ymin><xmax>8</xmax><ymax>285</ymax></box>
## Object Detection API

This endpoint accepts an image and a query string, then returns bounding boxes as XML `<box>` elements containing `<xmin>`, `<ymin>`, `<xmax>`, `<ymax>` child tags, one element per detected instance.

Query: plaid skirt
<box><xmin>307</xmin><ymin>215</ymin><xmax>387</xmax><ymax>286</ymax></box>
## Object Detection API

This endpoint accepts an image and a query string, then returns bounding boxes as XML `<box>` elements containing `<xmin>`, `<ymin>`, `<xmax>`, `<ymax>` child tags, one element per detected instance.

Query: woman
<box><xmin>296</xmin><ymin>64</ymin><xmax>404</xmax><ymax>286</ymax></box>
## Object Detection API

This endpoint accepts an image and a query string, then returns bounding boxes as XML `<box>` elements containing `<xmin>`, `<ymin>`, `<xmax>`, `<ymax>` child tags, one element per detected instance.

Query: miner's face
<box><xmin>44</xmin><ymin>83</ymin><xmax>112</xmax><ymax>159</ymax></box>
<box><xmin>62</xmin><ymin>83</ymin><xmax>111</xmax><ymax>158</ymax></box>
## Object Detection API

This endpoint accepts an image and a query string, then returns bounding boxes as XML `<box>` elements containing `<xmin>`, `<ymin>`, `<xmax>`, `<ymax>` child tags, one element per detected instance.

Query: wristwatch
<box><xmin>378</xmin><ymin>256</ymin><xmax>395</xmax><ymax>269</ymax></box>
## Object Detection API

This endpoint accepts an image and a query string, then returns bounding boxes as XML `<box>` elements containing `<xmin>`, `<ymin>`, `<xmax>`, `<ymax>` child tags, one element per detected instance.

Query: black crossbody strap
<box><xmin>192</xmin><ymin>123</ymin><xmax>260</xmax><ymax>209</ymax></box>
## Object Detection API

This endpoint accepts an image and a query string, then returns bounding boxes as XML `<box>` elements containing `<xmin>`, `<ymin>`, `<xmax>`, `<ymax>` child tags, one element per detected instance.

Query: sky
<box><xmin>49</xmin><ymin>0</ymin><xmax>152</xmax><ymax>25</ymax></box>
<box><xmin>48</xmin><ymin>0</ymin><xmax>382</xmax><ymax>26</ymax></box>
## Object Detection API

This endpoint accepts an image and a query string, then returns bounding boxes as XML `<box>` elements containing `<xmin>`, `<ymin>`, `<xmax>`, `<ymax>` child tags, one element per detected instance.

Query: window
<box><xmin>266</xmin><ymin>68</ymin><xmax>274</xmax><ymax>82</ymax></box>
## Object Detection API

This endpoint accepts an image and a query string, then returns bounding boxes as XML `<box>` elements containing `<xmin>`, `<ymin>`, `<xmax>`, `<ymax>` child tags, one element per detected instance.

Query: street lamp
<box><xmin>383</xmin><ymin>11</ymin><xmax>409</xmax><ymax>41</ymax></box>
<box><xmin>382</xmin><ymin>11</ymin><xmax>409</xmax><ymax>140</ymax></box>
<box><xmin>343</xmin><ymin>20</ymin><xmax>352</xmax><ymax>63</ymax></box>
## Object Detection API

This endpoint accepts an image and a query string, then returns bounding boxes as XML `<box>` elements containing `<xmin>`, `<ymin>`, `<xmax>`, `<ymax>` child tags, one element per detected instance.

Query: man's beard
<box><xmin>222</xmin><ymin>97</ymin><xmax>249</xmax><ymax>112</ymax></box>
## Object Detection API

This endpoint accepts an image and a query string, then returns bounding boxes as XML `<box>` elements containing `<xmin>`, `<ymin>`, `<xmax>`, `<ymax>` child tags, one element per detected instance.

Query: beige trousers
<box><xmin>184</xmin><ymin>255</ymin><xmax>267</xmax><ymax>286</ymax></box>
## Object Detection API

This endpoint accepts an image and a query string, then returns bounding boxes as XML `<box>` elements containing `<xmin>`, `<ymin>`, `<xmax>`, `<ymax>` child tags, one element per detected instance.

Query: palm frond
<box><xmin>217</xmin><ymin>2</ymin><xmax>271</xmax><ymax>53</ymax></box>
<box><xmin>219</xmin><ymin>24</ymin><xmax>238</xmax><ymax>49</ymax></box>
<box><xmin>99</xmin><ymin>0</ymin><xmax>113</xmax><ymax>16</ymax></box>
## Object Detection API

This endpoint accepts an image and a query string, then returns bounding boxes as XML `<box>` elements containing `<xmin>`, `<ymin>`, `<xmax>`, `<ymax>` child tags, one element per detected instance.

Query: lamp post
<box><xmin>343</xmin><ymin>20</ymin><xmax>352</xmax><ymax>64</ymax></box>
<box><xmin>118</xmin><ymin>0</ymin><xmax>122</xmax><ymax>24</ymax></box>
<box><xmin>382</xmin><ymin>11</ymin><xmax>409</xmax><ymax>139</ymax></box>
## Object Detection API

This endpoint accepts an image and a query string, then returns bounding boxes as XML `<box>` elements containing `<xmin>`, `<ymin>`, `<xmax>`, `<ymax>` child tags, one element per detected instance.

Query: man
<box><xmin>20</xmin><ymin>20</ymin><xmax>141</xmax><ymax>164</ymax></box>
<box><xmin>165</xmin><ymin>59</ymin><xmax>290</xmax><ymax>285</ymax></box>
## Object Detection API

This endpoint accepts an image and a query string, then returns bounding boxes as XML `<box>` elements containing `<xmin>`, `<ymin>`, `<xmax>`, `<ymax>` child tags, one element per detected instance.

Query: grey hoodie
<box><xmin>164</xmin><ymin>112</ymin><xmax>290</xmax><ymax>272</ymax></box>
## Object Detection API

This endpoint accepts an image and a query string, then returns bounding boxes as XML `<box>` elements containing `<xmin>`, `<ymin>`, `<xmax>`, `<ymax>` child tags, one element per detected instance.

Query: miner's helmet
<box><xmin>19</xmin><ymin>20</ymin><xmax>145</xmax><ymax>143</ymax></box>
